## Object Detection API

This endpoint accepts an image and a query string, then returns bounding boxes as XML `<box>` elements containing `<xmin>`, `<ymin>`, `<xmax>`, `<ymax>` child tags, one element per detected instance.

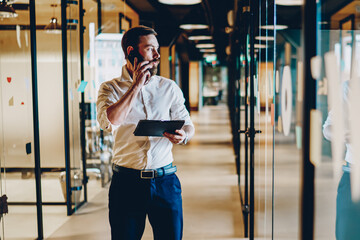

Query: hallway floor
<box><xmin>47</xmin><ymin>104</ymin><xmax>244</xmax><ymax>240</ymax></box>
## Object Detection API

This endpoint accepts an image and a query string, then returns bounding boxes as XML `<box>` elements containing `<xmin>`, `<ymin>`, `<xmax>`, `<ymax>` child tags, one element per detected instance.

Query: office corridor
<box><xmin>48</xmin><ymin>104</ymin><xmax>244</xmax><ymax>240</ymax></box>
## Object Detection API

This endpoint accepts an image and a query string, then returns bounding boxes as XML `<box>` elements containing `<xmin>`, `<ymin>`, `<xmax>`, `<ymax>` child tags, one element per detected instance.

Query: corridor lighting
<box><xmin>196</xmin><ymin>43</ymin><xmax>215</xmax><ymax>48</ymax></box>
<box><xmin>0</xmin><ymin>0</ymin><xmax>18</xmax><ymax>18</ymax></box>
<box><xmin>200</xmin><ymin>48</ymin><xmax>216</xmax><ymax>52</ymax></box>
<box><xmin>260</xmin><ymin>25</ymin><xmax>288</xmax><ymax>30</ymax></box>
<box><xmin>255</xmin><ymin>44</ymin><xmax>266</xmax><ymax>48</ymax></box>
<box><xmin>179</xmin><ymin>24</ymin><xmax>208</xmax><ymax>30</ymax></box>
<box><xmin>255</xmin><ymin>36</ymin><xmax>275</xmax><ymax>41</ymax></box>
<box><xmin>159</xmin><ymin>0</ymin><xmax>201</xmax><ymax>5</ymax></box>
<box><xmin>44</xmin><ymin>17</ymin><xmax>61</xmax><ymax>34</ymax></box>
<box><xmin>44</xmin><ymin>4</ymin><xmax>61</xmax><ymax>34</ymax></box>
<box><xmin>188</xmin><ymin>35</ymin><xmax>212</xmax><ymax>41</ymax></box>
<box><xmin>204</xmin><ymin>54</ymin><xmax>217</xmax><ymax>63</ymax></box>
<box><xmin>248</xmin><ymin>44</ymin><xmax>267</xmax><ymax>49</ymax></box>
<box><xmin>275</xmin><ymin>0</ymin><xmax>303</xmax><ymax>6</ymax></box>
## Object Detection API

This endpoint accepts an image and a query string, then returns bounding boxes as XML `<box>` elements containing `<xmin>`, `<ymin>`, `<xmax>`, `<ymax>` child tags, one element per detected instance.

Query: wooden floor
<box><xmin>48</xmin><ymin>104</ymin><xmax>245</xmax><ymax>240</ymax></box>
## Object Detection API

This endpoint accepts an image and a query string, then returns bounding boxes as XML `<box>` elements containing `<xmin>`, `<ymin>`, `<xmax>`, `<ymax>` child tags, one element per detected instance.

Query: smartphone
<box><xmin>128</xmin><ymin>48</ymin><xmax>144</xmax><ymax>66</ymax></box>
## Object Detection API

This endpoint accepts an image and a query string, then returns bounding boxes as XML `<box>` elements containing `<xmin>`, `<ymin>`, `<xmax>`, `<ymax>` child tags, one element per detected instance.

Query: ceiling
<box><xmin>125</xmin><ymin>0</ymin><xmax>234</xmax><ymax>62</ymax></box>
<box><xmin>7</xmin><ymin>0</ymin><xmax>355</xmax><ymax>63</ymax></box>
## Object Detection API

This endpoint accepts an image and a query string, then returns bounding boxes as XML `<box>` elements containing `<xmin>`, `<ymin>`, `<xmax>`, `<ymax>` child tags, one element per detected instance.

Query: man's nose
<box><xmin>153</xmin><ymin>49</ymin><xmax>160</xmax><ymax>59</ymax></box>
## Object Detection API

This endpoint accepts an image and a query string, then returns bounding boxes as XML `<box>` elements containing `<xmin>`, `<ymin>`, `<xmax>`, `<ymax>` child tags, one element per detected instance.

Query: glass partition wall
<box><xmin>314</xmin><ymin>1</ymin><xmax>360</xmax><ymax>239</ymax></box>
<box><xmin>0</xmin><ymin>0</ymin><xmax>139</xmax><ymax>238</ymax></box>
<box><xmin>232</xmin><ymin>0</ymin><xmax>360</xmax><ymax>239</ymax></box>
<box><xmin>0</xmin><ymin>0</ymin><xmax>37</xmax><ymax>238</ymax></box>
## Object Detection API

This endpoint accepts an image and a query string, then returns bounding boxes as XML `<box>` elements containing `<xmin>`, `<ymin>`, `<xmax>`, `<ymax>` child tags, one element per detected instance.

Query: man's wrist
<box><xmin>180</xmin><ymin>133</ymin><xmax>189</xmax><ymax>145</ymax></box>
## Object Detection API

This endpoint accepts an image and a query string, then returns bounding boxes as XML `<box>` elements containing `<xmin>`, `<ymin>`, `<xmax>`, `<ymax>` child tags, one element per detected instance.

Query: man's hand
<box><xmin>131</xmin><ymin>57</ymin><xmax>157</xmax><ymax>88</ymax></box>
<box><xmin>163</xmin><ymin>129</ymin><xmax>187</xmax><ymax>144</ymax></box>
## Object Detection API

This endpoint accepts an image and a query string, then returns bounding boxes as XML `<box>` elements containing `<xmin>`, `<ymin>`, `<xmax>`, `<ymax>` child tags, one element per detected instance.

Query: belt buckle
<box><xmin>140</xmin><ymin>169</ymin><xmax>155</xmax><ymax>179</ymax></box>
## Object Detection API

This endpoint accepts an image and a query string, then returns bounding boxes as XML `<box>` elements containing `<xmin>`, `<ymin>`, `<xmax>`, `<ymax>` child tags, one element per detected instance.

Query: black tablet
<box><xmin>133</xmin><ymin>120</ymin><xmax>185</xmax><ymax>137</ymax></box>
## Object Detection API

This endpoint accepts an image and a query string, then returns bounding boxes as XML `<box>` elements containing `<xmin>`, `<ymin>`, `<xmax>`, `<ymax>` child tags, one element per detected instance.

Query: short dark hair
<box><xmin>121</xmin><ymin>25</ymin><xmax>157</xmax><ymax>59</ymax></box>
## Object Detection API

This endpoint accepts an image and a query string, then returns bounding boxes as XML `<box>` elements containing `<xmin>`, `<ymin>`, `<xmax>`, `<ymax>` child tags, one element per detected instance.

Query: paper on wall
<box><xmin>296</xmin><ymin>125</ymin><xmax>302</xmax><ymax>149</ymax></box>
<box><xmin>278</xmin><ymin>116</ymin><xmax>283</xmax><ymax>133</ymax></box>
<box><xmin>297</xmin><ymin>61</ymin><xmax>303</xmax><ymax>102</ymax></box>
<box><xmin>310</xmin><ymin>110</ymin><xmax>322</xmax><ymax>166</ymax></box>
<box><xmin>25</xmin><ymin>31</ymin><xmax>28</xmax><ymax>47</ymax></box>
<box><xmin>281</xmin><ymin>66</ymin><xmax>292</xmax><ymax>136</ymax></box>
<box><xmin>16</xmin><ymin>25</ymin><xmax>21</xmax><ymax>48</ymax></box>
<box><xmin>9</xmin><ymin>97</ymin><xmax>14</xmax><ymax>106</ymax></box>
<box><xmin>24</xmin><ymin>78</ymin><xmax>30</xmax><ymax>90</ymax></box>
<box><xmin>276</xmin><ymin>70</ymin><xmax>280</xmax><ymax>93</ymax></box>
<box><xmin>77</xmin><ymin>81</ymin><xmax>88</xmax><ymax>93</ymax></box>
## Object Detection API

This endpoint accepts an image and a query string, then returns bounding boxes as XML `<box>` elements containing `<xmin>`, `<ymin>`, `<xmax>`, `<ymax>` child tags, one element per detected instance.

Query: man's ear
<box><xmin>127</xmin><ymin>46</ymin><xmax>134</xmax><ymax>57</ymax></box>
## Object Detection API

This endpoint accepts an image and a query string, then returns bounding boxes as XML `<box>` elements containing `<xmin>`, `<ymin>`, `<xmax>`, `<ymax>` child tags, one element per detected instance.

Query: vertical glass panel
<box><xmin>254</xmin><ymin>0</ymin><xmax>275</xmax><ymax>238</ymax></box>
<box><xmin>315</xmin><ymin>1</ymin><xmax>360</xmax><ymax>239</ymax></box>
<box><xmin>83</xmin><ymin>0</ymin><xmax>107</xmax><ymax>200</ymax></box>
<box><xmin>0</xmin><ymin>0</ymin><xmax>37</xmax><ymax>238</ymax></box>
<box><xmin>237</xmin><ymin>16</ymin><xmax>250</xmax><ymax>237</ymax></box>
<box><xmin>36</xmin><ymin>1</ymin><xmax>68</xmax><ymax>237</ymax></box>
<box><xmin>67</xmin><ymin>0</ymin><xmax>83</xmax><ymax>210</ymax></box>
<box><xmin>273</xmin><ymin>0</ymin><xmax>303</xmax><ymax>239</ymax></box>
<box><xmin>82</xmin><ymin>0</ymin><xmax>140</xmax><ymax>200</ymax></box>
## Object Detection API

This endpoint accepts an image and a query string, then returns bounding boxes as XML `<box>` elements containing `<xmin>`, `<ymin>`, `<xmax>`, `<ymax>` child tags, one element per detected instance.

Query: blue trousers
<box><xmin>109</xmin><ymin>171</ymin><xmax>183</xmax><ymax>240</ymax></box>
<box><xmin>336</xmin><ymin>172</ymin><xmax>360</xmax><ymax>240</ymax></box>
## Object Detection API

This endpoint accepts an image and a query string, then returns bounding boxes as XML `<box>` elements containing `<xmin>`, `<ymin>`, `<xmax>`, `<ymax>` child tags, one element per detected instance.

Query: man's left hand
<box><xmin>163</xmin><ymin>129</ymin><xmax>186</xmax><ymax>144</ymax></box>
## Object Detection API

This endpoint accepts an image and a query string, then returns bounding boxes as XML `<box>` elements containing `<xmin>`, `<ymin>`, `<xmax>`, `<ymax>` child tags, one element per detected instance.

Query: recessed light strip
<box><xmin>188</xmin><ymin>35</ymin><xmax>212</xmax><ymax>41</ymax></box>
<box><xmin>180</xmin><ymin>24</ymin><xmax>208</xmax><ymax>30</ymax></box>
<box><xmin>255</xmin><ymin>36</ymin><xmax>275</xmax><ymax>41</ymax></box>
<box><xmin>260</xmin><ymin>25</ymin><xmax>288</xmax><ymax>30</ymax></box>
<box><xmin>159</xmin><ymin>0</ymin><xmax>202</xmax><ymax>5</ymax></box>
<box><xmin>196</xmin><ymin>43</ymin><xmax>215</xmax><ymax>48</ymax></box>
<box><xmin>200</xmin><ymin>48</ymin><xmax>216</xmax><ymax>52</ymax></box>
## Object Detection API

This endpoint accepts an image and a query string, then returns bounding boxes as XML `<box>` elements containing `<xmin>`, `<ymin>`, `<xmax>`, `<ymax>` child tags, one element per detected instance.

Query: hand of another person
<box><xmin>163</xmin><ymin>129</ymin><xmax>186</xmax><ymax>144</ymax></box>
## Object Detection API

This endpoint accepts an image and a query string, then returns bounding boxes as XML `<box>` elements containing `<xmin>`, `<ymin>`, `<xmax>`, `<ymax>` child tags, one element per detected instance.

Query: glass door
<box><xmin>254</xmin><ymin>0</ymin><xmax>275</xmax><ymax>238</ymax></box>
<box><xmin>66</xmin><ymin>0</ymin><xmax>83</xmax><ymax>212</ymax></box>
<box><xmin>313</xmin><ymin>1</ymin><xmax>360</xmax><ymax>239</ymax></box>
<box><xmin>0</xmin><ymin>0</ymin><xmax>38</xmax><ymax>238</ymax></box>
<box><xmin>270</xmin><ymin>1</ymin><xmax>304</xmax><ymax>239</ymax></box>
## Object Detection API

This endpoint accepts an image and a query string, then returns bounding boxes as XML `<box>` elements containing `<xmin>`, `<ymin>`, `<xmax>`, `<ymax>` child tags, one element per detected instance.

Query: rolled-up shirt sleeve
<box><xmin>170</xmin><ymin>82</ymin><xmax>194</xmax><ymax>127</ymax></box>
<box><xmin>96</xmin><ymin>82</ymin><xmax>120</xmax><ymax>132</ymax></box>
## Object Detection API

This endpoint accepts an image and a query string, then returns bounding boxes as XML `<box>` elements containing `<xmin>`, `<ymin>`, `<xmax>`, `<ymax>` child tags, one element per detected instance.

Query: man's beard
<box><xmin>149</xmin><ymin>65</ymin><xmax>158</xmax><ymax>76</ymax></box>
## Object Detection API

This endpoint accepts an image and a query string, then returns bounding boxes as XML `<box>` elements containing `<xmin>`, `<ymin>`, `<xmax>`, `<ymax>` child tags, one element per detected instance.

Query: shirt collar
<box><xmin>122</xmin><ymin>65</ymin><xmax>133</xmax><ymax>83</ymax></box>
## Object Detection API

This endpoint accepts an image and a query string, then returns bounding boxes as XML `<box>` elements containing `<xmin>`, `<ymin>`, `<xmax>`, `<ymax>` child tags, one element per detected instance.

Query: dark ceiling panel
<box><xmin>126</xmin><ymin>0</ymin><xmax>157</xmax><ymax>13</ymax></box>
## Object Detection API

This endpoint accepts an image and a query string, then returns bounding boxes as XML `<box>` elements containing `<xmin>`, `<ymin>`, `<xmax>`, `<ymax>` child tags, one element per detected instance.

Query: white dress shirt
<box><xmin>97</xmin><ymin>65</ymin><xmax>194</xmax><ymax>170</ymax></box>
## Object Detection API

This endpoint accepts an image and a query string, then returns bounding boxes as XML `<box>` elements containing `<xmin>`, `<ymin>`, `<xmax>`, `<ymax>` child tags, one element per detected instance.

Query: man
<box><xmin>96</xmin><ymin>25</ymin><xmax>194</xmax><ymax>240</ymax></box>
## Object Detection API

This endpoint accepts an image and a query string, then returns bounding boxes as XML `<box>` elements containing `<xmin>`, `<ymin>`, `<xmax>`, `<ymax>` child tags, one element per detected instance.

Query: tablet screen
<box><xmin>133</xmin><ymin>120</ymin><xmax>185</xmax><ymax>137</ymax></box>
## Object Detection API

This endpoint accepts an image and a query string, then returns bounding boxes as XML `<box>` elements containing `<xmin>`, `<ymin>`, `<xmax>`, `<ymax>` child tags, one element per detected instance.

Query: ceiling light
<box><xmin>255</xmin><ymin>36</ymin><xmax>275</xmax><ymax>41</ymax></box>
<box><xmin>275</xmin><ymin>0</ymin><xmax>303</xmax><ymax>6</ymax></box>
<box><xmin>196</xmin><ymin>43</ymin><xmax>215</xmax><ymax>48</ymax></box>
<box><xmin>260</xmin><ymin>25</ymin><xmax>288</xmax><ymax>30</ymax></box>
<box><xmin>248</xmin><ymin>44</ymin><xmax>267</xmax><ymax>49</ymax></box>
<box><xmin>180</xmin><ymin>24</ymin><xmax>208</xmax><ymax>30</ymax></box>
<box><xmin>255</xmin><ymin>44</ymin><xmax>266</xmax><ymax>49</ymax></box>
<box><xmin>188</xmin><ymin>35</ymin><xmax>212</xmax><ymax>41</ymax></box>
<box><xmin>44</xmin><ymin>4</ymin><xmax>61</xmax><ymax>34</ymax></box>
<box><xmin>200</xmin><ymin>48</ymin><xmax>216</xmax><ymax>52</ymax></box>
<box><xmin>159</xmin><ymin>0</ymin><xmax>201</xmax><ymax>5</ymax></box>
<box><xmin>0</xmin><ymin>0</ymin><xmax>18</xmax><ymax>18</ymax></box>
